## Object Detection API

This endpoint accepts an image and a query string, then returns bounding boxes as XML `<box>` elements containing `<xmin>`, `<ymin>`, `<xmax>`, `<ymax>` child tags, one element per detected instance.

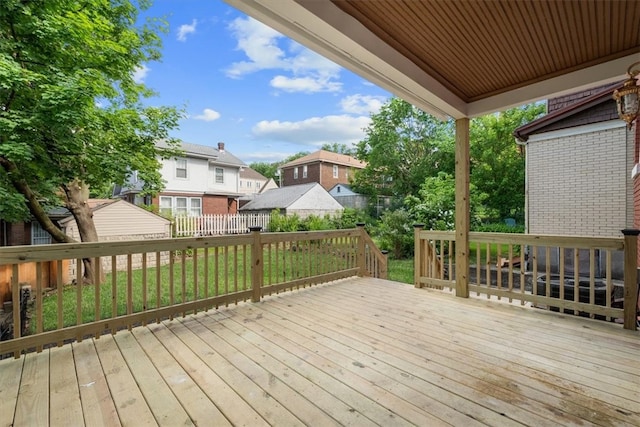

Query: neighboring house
<box><xmin>113</xmin><ymin>140</ymin><xmax>246</xmax><ymax>216</ymax></box>
<box><xmin>279</xmin><ymin>150</ymin><xmax>366</xmax><ymax>191</ymax></box>
<box><xmin>240</xmin><ymin>183</ymin><xmax>343</xmax><ymax>219</ymax></box>
<box><xmin>514</xmin><ymin>83</ymin><xmax>637</xmax><ymax>277</ymax></box>
<box><xmin>328</xmin><ymin>184</ymin><xmax>368</xmax><ymax>210</ymax></box>
<box><xmin>239</xmin><ymin>167</ymin><xmax>278</xmax><ymax>195</ymax></box>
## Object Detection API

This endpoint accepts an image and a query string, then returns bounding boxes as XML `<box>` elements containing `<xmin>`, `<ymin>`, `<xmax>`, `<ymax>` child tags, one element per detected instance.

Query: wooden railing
<box><xmin>414</xmin><ymin>226</ymin><xmax>639</xmax><ymax>330</ymax></box>
<box><xmin>0</xmin><ymin>226</ymin><xmax>387</xmax><ymax>358</ymax></box>
<box><xmin>174</xmin><ymin>213</ymin><xmax>271</xmax><ymax>236</ymax></box>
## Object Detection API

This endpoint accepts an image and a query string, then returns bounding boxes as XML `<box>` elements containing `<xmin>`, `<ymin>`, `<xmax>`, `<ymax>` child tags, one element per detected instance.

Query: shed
<box><xmin>328</xmin><ymin>184</ymin><xmax>369</xmax><ymax>210</ymax></box>
<box><xmin>59</xmin><ymin>199</ymin><xmax>171</xmax><ymax>241</ymax></box>
<box><xmin>240</xmin><ymin>183</ymin><xmax>343</xmax><ymax>219</ymax></box>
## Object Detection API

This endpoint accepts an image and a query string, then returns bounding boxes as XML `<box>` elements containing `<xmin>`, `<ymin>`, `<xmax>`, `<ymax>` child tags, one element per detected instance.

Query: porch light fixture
<box><xmin>613</xmin><ymin>61</ymin><xmax>640</xmax><ymax>129</ymax></box>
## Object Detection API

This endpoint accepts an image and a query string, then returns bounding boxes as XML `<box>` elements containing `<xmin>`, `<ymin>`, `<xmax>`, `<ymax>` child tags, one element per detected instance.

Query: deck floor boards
<box><xmin>1</xmin><ymin>277</ymin><xmax>639</xmax><ymax>426</ymax></box>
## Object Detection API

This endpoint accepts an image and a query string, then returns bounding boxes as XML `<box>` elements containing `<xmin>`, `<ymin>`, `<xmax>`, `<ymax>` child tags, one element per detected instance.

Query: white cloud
<box><xmin>177</xmin><ymin>19</ymin><xmax>197</xmax><ymax>42</ymax></box>
<box><xmin>270</xmin><ymin>75</ymin><xmax>341</xmax><ymax>93</ymax></box>
<box><xmin>252</xmin><ymin>115</ymin><xmax>370</xmax><ymax>146</ymax></box>
<box><xmin>226</xmin><ymin>17</ymin><xmax>341</xmax><ymax>94</ymax></box>
<box><xmin>193</xmin><ymin>108</ymin><xmax>221</xmax><ymax>122</ymax></box>
<box><xmin>340</xmin><ymin>94</ymin><xmax>386</xmax><ymax>115</ymax></box>
<box><xmin>132</xmin><ymin>64</ymin><xmax>149</xmax><ymax>83</ymax></box>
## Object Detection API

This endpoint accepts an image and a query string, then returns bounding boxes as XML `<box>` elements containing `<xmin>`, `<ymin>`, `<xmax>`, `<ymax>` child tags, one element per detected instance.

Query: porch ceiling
<box><xmin>224</xmin><ymin>0</ymin><xmax>640</xmax><ymax>119</ymax></box>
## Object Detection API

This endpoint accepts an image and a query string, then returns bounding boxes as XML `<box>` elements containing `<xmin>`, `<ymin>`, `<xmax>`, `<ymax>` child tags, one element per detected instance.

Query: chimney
<box><xmin>218</xmin><ymin>142</ymin><xmax>225</xmax><ymax>152</ymax></box>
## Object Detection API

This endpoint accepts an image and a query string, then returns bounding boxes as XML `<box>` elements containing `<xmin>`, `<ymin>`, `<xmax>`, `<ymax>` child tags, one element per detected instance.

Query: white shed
<box><xmin>59</xmin><ymin>199</ymin><xmax>171</xmax><ymax>241</ymax></box>
<box><xmin>240</xmin><ymin>183</ymin><xmax>343</xmax><ymax>219</ymax></box>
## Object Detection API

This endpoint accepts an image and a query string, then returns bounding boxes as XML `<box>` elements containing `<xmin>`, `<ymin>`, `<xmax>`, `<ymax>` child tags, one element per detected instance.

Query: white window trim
<box><xmin>294</xmin><ymin>167</ymin><xmax>299</xmax><ymax>179</ymax></box>
<box><xmin>160</xmin><ymin>196</ymin><xmax>202</xmax><ymax>216</ymax></box>
<box><xmin>215</xmin><ymin>167</ymin><xmax>224</xmax><ymax>184</ymax></box>
<box><xmin>175</xmin><ymin>158</ymin><xmax>188</xmax><ymax>179</ymax></box>
<box><xmin>302</xmin><ymin>165</ymin><xmax>308</xmax><ymax>178</ymax></box>
<box><xmin>332</xmin><ymin>165</ymin><xmax>339</xmax><ymax>178</ymax></box>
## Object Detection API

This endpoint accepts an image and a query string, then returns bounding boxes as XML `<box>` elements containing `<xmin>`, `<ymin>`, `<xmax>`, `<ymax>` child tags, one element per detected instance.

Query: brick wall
<box><xmin>202</xmin><ymin>194</ymin><xmax>236</xmax><ymax>214</ymax></box>
<box><xmin>282</xmin><ymin>163</ymin><xmax>357</xmax><ymax>190</ymax></box>
<box><xmin>527</xmin><ymin>125</ymin><xmax>631</xmax><ymax>237</ymax></box>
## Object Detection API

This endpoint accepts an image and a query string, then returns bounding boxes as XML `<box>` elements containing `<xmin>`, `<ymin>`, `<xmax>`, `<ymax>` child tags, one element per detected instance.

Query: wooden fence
<box><xmin>414</xmin><ymin>226</ymin><xmax>639</xmax><ymax>330</ymax></box>
<box><xmin>0</xmin><ymin>225</ymin><xmax>387</xmax><ymax>358</ymax></box>
<box><xmin>174</xmin><ymin>213</ymin><xmax>271</xmax><ymax>236</ymax></box>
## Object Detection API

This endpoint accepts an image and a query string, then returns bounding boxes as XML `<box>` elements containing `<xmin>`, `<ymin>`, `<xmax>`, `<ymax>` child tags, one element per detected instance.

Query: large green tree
<box><xmin>470</xmin><ymin>104</ymin><xmax>545</xmax><ymax>221</ymax></box>
<box><xmin>0</xmin><ymin>0</ymin><xmax>181</xmax><ymax>281</ymax></box>
<box><xmin>353</xmin><ymin>98</ymin><xmax>455</xmax><ymax>199</ymax></box>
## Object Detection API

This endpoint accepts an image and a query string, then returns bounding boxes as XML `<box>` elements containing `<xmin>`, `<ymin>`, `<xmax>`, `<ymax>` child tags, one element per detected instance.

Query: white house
<box><xmin>114</xmin><ymin>141</ymin><xmax>246</xmax><ymax>216</ymax></box>
<box><xmin>239</xmin><ymin>167</ymin><xmax>278</xmax><ymax>195</ymax></box>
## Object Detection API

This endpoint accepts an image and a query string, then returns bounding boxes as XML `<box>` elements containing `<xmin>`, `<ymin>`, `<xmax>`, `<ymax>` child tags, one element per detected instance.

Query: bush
<box><xmin>372</xmin><ymin>209</ymin><xmax>414</xmax><ymax>259</ymax></box>
<box><xmin>331</xmin><ymin>208</ymin><xmax>371</xmax><ymax>229</ymax></box>
<box><xmin>268</xmin><ymin>210</ymin><xmax>301</xmax><ymax>232</ymax></box>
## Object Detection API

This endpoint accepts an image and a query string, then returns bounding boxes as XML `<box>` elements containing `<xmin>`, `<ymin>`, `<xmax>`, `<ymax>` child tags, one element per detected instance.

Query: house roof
<box><xmin>226</xmin><ymin>0</ymin><xmax>640</xmax><ymax>119</ymax></box>
<box><xmin>59</xmin><ymin>199</ymin><xmax>170</xmax><ymax>225</ymax></box>
<box><xmin>240</xmin><ymin>183</ymin><xmax>320</xmax><ymax>210</ymax></box>
<box><xmin>513</xmin><ymin>83</ymin><xmax>622</xmax><ymax>142</ymax></box>
<box><xmin>155</xmin><ymin>140</ymin><xmax>246</xmax><ymax>168</ymax></box>
<box><xmin>240</xmin><ymin>167</ymin><xmax>268</xmax><ymax>181</ymax></box>
<box><xmin>280</xmin><ymin>150</ymin><xmax>366</xmax><ymax>169</ymax></box>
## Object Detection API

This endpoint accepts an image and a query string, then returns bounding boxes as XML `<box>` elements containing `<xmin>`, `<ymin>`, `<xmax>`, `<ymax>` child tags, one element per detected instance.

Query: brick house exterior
<box><xmin>514</xmin><ymin>83</ymin><xmax>636</xmax><ymax>276</ymax></box>
<box><xmin>279</xmin><ymin>150</ymin><xmax>366</xmax><ymax>191</ymax></box>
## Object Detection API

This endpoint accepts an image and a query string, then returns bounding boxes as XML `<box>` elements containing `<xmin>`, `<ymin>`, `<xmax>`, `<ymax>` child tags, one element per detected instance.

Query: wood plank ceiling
<box><xmin>331</xmin><ymin>0</ymin><xmax>640</xmax><ymax>103</ymax></box>
<box><xmin>226</xmin><ymin>0</ymin><xmax>640</xmax><ymax>118</ymax></box>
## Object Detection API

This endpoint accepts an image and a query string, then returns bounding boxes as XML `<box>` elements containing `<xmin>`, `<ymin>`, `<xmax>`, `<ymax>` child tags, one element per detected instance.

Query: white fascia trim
<box><xmin>526</xmin><ymin>120</ymin><xmax>627</xmax><ymax>143</ymax></box>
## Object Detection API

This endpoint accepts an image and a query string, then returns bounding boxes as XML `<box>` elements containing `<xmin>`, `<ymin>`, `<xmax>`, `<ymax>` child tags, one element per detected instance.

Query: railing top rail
<box><xmin>418</xmin><ymin>230</ymin><xmax>624</xmax><ymax>250</ymax></box>
<box><xmin>260</xmin><ymin>228</ymin><xmax>360</xmax><ymax>244</ymax></box>
<box><xmin>0</xmin><ymin>234</ymin><xmax>254</xmax><ymax>264</ymax></box>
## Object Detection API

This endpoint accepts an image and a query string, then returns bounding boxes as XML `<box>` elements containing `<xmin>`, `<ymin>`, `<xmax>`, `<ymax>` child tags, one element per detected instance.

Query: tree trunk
<box><xmin>61</xmin><ymin>180</ymin><xmax>102</xmax><ymax>284</ymax></box>
<box><xmin>0</xmin><ymin>157</ymin><xmax>75</xmax><ymax>244</ymax></box>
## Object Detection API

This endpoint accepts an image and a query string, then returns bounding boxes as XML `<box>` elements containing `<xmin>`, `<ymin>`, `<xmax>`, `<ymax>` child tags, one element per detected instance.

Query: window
<box><xmin>247</xmin><ymin>181</ymin><xmax>252</xmax><ymax>188</ymax></box>
<box><xmin>333</xmin><ymin>165</ymin><xmax>339</xmax><ymax>178</ymax></box>
<box><xmin>175</xmin><ymin>158</ymin><xmax>187</xmax><ymax>178</ymax></box>
<box><xmin>239</xmin><ymin>180</ymin><xmax>243</xmax><ymax>188</ymax></box>
<box><xmin>159</xmin><ymin>196</ymin><xmax>173</xmax><ymax>215</ymax></box>
<box><xmin>31</xmin><ymin>221</ymin><xmax>51</xmax><ymax>245</ymax></box>
<box><xmin>303</xmin><ymin>165</ymin><xmax>308</xmax><ymax>178</ymax></box>
<box><xmin>256</xmin><ymin>182</ymin><xmax>261</xmax><ymax>189</ymax></box>
<box><xmin>215</xmin><ymin>167</ymin><xmax>224</xmax><ymax>184</ymax></box>
<box><xmin>160</xmin><ymin>196</ymin><xmax>202</xmax><ymax>216</ymax></box>
<box><xmin>190</xmin><ymin>198</ymin><xmax>202</xmax><ymax>216</ymax></box>
<box><xmin>294</xmin><ymin>167</ymin><xmax>298</xmax><ymax>179</ymax></box>
<box><xmin>175</xmin><ymin>197</ymin><xmax>188</xmax><ymax>215</ymax></box>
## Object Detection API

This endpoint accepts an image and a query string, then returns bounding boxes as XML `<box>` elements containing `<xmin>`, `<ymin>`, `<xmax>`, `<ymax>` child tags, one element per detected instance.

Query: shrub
<box><xmin>372</xmin><ymin>209</ymin><xmax>414</xmax><ymax>259</ymax></box>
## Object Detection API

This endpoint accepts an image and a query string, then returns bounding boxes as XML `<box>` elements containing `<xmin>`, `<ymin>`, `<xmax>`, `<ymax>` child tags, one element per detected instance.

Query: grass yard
<box><xmin>35</xmin><ymin>244</ymin><xmax>355</xmax><ymax>332</ymax></box>
<box><xmin>388</xmin><ymin>258</ymin><xmax>413</xmax><ymax>284</ymax></box>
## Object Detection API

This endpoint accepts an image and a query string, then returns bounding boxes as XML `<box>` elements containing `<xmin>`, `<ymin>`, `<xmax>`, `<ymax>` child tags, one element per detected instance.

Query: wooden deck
<box><xmin>1</xmin><ymin>278</ymin><xmax>639</xmax><ymax>426</ymax></box>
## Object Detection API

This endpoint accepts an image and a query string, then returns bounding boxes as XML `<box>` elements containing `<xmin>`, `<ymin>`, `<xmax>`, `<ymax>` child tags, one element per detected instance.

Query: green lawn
<box><xmin>36</xmin><ymin>244</ymin><xmax>354</xmax><ymax>332</ymax></box>
<box><xmin>388</xmin><ymin>258</ymin><xmax>413</xmax><ymax>284</ymax></box>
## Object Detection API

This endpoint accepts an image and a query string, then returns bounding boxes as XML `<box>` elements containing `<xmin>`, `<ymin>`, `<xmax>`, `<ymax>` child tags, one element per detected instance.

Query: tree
<box><xmin>320</xmin><ymin>142</ymin><xmax>355</xmax><ymax>156</ymax></box>
<box><xmin>352</xmin><ymin>98</ymin><xmax>455</xmax><ymax>199</ymax></box>
<box><xmin>250</xmin><ymin>151</ymin><xmax>311</xmax><ymax>186</ymax></box>
<box><xmin>249</xmin><ymin>162</ymin><xmax>280</xmax><ymax>182</ymax></box>
<box><xmin>470</xmin><ymin>104</ymin><xmax>545</xmax><ymax>222</ymax></box>
<box><xmin>0</xmin><ymin>0</ymin><xmax>181</xmax><ymax>282</ymax></box>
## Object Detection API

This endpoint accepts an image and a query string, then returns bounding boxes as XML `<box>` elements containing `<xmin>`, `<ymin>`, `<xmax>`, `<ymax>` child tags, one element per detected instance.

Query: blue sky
<box><xmin>135</xmin><ymin>0</ymin><xmax>391</xmax><ymax>164</ymax></box>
